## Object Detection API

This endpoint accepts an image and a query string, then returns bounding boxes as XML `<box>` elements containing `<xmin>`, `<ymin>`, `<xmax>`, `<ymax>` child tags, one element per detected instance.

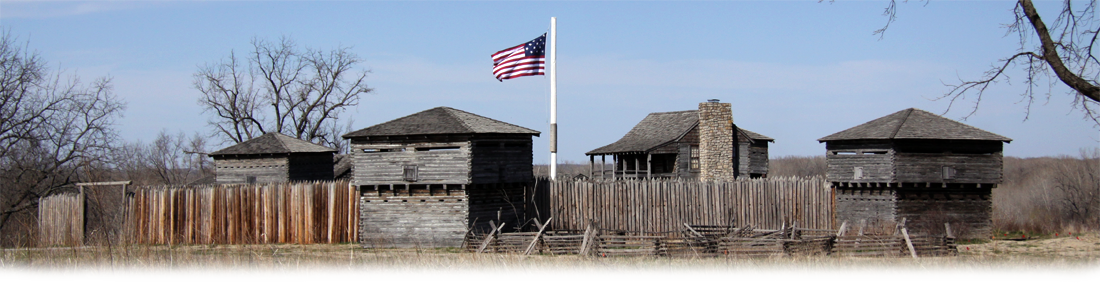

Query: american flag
<box><xmin>492</xmin><ymin>34</ymin><xmax>546</xmax><ymax>81</ymax></box>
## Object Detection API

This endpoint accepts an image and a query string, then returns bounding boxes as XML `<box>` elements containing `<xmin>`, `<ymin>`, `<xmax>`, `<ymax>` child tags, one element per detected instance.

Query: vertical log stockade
<box><xmin>545</xmin><ymin>177</ymin><xmax>834</xmax><ymax>233</ymax></box>
<box><xmin>123</xmin><ymin>181</ymin><xmax>358</xmax><ymax>245</ymax></box>
<box><xmin>40</xmin><ymin>177</ymin><xmax>834</xmax><ymax>247</ymax></box>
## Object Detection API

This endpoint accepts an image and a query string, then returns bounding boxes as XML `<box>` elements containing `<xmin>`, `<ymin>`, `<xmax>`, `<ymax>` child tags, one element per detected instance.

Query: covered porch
<box><xmin>587</xmin><ymin>152</ymin><xmax>681</xmax><ymax>180</ymax></box>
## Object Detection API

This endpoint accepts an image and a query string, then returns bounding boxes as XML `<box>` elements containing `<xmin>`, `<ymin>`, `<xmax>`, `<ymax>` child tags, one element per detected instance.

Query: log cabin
<box><xmin>342</xmin><ymin>107</ymin><xmax>540</xmax><ymax>247</ymax></box>
<box><xmin>818</xmin><ymin>108</ymin><xmax>1011</xmax><ymax>238</ymax></box>
<box><xmin>586</xmin><ymin>100</ymin><xmax>773</xmax><ymax>180</ymax></box>
<box><xmin>208</xmin><ymin>132</ymin><xmax>337</xmax><ymax>184</ymax></box>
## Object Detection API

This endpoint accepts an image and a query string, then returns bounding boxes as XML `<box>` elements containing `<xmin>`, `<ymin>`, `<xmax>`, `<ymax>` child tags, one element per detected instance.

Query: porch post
<box><xmin>647</xmin><ymin>153</ymin><xmax>652</xmax><ymax>179</ymax></box>
<box><xmin>634</xmin><ymin>156</ymin><xmax>640</xmax><ymax>179</ymax></box>
<box><xmin>601</xmin><ymin>155</ymin><xmax>606</xmax><ymax>180</ymax></box>
<box><xmin>589</xmin><ymin>155</ymin><xmax>594</xmax><ymax>178</ymax></box>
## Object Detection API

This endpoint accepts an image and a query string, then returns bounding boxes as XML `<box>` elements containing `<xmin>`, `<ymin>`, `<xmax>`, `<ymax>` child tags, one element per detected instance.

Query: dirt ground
<box><xmin>963</xmin><ymin>229</ymin><xmax>1100</xmax><ymax>254</ymax></box>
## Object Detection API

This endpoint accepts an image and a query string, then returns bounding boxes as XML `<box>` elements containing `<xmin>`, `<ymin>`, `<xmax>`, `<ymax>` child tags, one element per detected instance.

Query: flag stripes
<box><xmin>492</xmin><ymin>34</ymin><xmax>546</xmax><ymax>81</ymax></box>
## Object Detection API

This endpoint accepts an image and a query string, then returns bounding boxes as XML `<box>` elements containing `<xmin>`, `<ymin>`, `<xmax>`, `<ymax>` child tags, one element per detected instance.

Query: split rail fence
<box><xmin>544</xmin><ymin>177</ymin><xmax>835</xmax><ymax>233</ymax></box>
<box><xmin>466</xmin><ymin>222</ymin><xmax>958</xmax><ymax>258</ymax></box>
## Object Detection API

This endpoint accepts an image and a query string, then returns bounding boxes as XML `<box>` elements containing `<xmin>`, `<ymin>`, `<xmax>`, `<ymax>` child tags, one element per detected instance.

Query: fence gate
<box><xmin>37</xmin><ymin>181</ymin><xmax>131</xmax><ymax>247</ymax></box>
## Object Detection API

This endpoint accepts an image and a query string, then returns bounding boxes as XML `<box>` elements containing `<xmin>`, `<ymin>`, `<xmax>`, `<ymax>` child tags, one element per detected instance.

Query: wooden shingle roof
<box><xmin>586</xmin><ymin>110</ymin><xmax>773</xmax><ymax>155</ymax></box>
<box><xmin>739</xmin><ymin>128</ymin><xmax>774</xmax><ymax>142</ymax></box>
<box><xmin>817</xmin><ymin>108</ymin><xmax>1012</xmax><ymax>142</ymax></box>
<box><xmin>209</xmin><ymin>132</ymin><xmax>336</xmax><ymax>156</ymax></box>
<box><xmin>342</xmin><ymin>107</ymin><xmax>540</xmax><ymax>138</ymax></box>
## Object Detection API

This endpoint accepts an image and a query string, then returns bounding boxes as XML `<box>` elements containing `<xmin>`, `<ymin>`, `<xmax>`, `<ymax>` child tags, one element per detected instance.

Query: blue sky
<box><xmin>2</xmin><ymin>0</ymin><xmax>1098</xmax><ymax>163</ymax></box>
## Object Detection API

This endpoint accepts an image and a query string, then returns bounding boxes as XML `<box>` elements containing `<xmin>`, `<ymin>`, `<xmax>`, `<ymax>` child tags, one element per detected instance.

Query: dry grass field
<box><xmin>0</xmin><ymin>231</ymin><xmax>1095</xmax><ymax>280</ymax></box>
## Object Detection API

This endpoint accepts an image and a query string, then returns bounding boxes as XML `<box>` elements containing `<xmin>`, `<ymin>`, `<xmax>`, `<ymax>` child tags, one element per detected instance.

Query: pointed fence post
<box><xmin>836</xmin><ymin>221</ymin><xmax>849</xmax><ymax>237</ymax></box>
<box><xmin>524</xmin><ymin>217</ymin><xmax>553</xmax><ymax>255</ymax></box>
<box><xmin>477</xmin><ymin>222</ymin><xmax>506</xmax><ymax>254</ymax></box>
<box><xmin>901</xmin><ymin>226</ymin><xmax>918</xmax><ymax>259</ymax></box>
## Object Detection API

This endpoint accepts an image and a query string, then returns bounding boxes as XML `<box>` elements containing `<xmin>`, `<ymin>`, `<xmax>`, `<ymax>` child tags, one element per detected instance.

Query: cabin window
<box><xmin>865</xmin><ymin>151</ymin><xmax>887</xmax><ymax>155</ymax></box>
<box><xmin>689</xmin><ymin>146</ymin><xmax>700</xmax><ymax>171</ymax></box>
<box><xmin>942</xmin><ymin>166</ymin><xmax>956</xmax><ymax>179</ymax></box>
<box><xmin>246</xmin><ymin>176</ymin><xmax>257</xmax><ymax>184</ymax></box>
<box><xmin>403</xmin><ymin>165</ymin><xmax>419</xmax><ymax>182</ymax></box>
<box><xmin>417</xmin><ymin>146</ymin><xmax>460</xmax><ymax>151</ymax></box>
<box><xmin>853</xmin><ymin>167</ymin><xmax>863</xmax><ymax>180</ymax></box>
<box><xmin>834</xmin><ymin>151</ymin><xmax>858</xmax><ymax>155</ymax></box>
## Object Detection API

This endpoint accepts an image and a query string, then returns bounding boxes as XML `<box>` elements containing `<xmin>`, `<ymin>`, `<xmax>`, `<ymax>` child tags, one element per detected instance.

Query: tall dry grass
<box><xmin>768</xmin><ymin>155</ymin><xmax>826</xmax><ymax>178</ymax></box>
<box><xmin>994</xmin><ymin>149</ymin><xmax>1099</xmax><ymax>233</ymax></box>
<box><xmin>0</xmin><ymin>242</ymin><xmax>1095</xmax><ymax>281</ymax></box>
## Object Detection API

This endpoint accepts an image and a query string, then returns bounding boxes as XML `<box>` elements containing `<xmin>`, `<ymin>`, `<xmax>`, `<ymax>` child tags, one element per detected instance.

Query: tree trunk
<box><xmin>1020</xmin><ymin>0</ymin><xmax>1100</xmax><ymax>102</ymax></box>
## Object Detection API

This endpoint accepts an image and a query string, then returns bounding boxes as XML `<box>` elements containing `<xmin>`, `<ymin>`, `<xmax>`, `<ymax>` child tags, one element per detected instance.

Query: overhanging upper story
<box><xmin>208</xmin><ymin>132</ymin><xmax>337</xmax><ymax>184</ymax></box>
<box><xmin>342</xmin><ymin>107</ymin><xmax>540</xmax><ymax>186</ymax></box>
<box><xmin>818</xmin><ymin>108</ymin><xmax>1012</xmax><ymax>185</ymax></box>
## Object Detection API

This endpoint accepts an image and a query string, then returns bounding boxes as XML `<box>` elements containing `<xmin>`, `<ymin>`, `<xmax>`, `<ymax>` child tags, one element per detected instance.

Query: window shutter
<box><xmin>403</xmin><ymin>165</ymin><xmax>419</xmax><ymax>182</ymax></box>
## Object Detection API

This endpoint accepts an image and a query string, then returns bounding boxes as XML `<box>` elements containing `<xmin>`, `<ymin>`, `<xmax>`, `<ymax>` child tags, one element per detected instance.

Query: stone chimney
<box><xmin>698</xmin><ymin>100</ymin><xmax>734</xmax><ymax>181</ymax></box>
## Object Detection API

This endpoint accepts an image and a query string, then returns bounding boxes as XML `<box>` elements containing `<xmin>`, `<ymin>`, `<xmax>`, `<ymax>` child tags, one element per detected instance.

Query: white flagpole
<box><xmin>549</xmin><ymin>17</ymin><xmax>558</xmax><ymax>181</ymax></box>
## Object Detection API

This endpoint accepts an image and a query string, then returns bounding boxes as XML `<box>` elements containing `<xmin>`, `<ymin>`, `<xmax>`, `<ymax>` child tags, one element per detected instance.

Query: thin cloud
<box><xmin>559</xmin><ymin>56</ymin><xmax>949</xmax><ymax>95</ymax></box>
<box><xmin>0</xmin><ymin>0</ymin><xmax>217</xmax><ymax>18</ymax></box>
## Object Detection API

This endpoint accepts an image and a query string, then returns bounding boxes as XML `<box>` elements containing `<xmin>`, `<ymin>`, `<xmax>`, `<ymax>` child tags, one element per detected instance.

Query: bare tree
<box><xmin>112</xmin><ymin>130</ymin><xmax>212</xmax><ymax>186</ymax></box>
<box><xmin>1052</xmin><ymin>148</ymin><xmax>1100</xmax><ymax>228</ymax></box>
<box><xmin>193</xmin><ymin>51</ymin><xmax>264</xmax><ymax>144</ymax></box>
<box><xmin>0</xmin><ymin>31</ymin><xmax>125</xmax><ymax>242</ymax></box>
<box><xmin>871</xmin><ymin>0</ymin><xmax>1100</xmax><ymax>124</ymax></box>
<box><xmin>194</xmin><ymin>36</ymin><xmax>372</xmax><ymax>151</ymax></box>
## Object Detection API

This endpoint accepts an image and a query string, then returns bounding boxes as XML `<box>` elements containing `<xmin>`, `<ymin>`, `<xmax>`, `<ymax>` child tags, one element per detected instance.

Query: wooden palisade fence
<box><xmin>38</xmin><ymin>193</ymin><xmax>84</xmax><ymax>247</ymax></box>
<box><xmin>546</xmin><ymin>177</ymin><xmax>835</xmax><ymax>233</ymax></box>
<box><xmin>122</xmin><ymin>181</ymin><xmax>358</xmax><ymax>245</ymax></box>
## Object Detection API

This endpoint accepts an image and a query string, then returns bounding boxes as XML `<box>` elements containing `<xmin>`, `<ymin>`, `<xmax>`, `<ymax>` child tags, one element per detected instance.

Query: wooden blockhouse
<box><xmin>208</xmin><ymin>132</ymin><xmax>337</xmax><ymax>184</ymax></box>
<box><xmin>342</xmin><ymin>107</ymin><xmax>540</xmax><ymax>247</ymax></box>
<box><xmin>586</xmin><ymin>100</ymin><xmax>773</xmax><ymax>180</ymax></box>
<box><xmin>818</xmin><ymin>108</ymin><xmax>1011</xmax><ymax>238</ymax></box>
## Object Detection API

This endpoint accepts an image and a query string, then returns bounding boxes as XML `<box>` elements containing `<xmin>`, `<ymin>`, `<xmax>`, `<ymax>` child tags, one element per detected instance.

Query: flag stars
<box><xmin>492</xmin><ymin>33</ymin><xmax>547</xmax><ymax>81</ymax></box>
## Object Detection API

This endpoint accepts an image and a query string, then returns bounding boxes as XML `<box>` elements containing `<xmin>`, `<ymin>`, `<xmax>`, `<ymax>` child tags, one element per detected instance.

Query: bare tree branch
<box><xmin>0</xmin><ymin>31</ymin><xmax>125</xmax><ymax>237</ymax></box>
<box><xmin>871</xmin><ymin>0</ymin><xmax>1100</xmax><ymax>125</ymax></box>
<box><xmin>194</xmin><ymin>36</ymin><xmax>372</xmax><ymax>151</ymax></box>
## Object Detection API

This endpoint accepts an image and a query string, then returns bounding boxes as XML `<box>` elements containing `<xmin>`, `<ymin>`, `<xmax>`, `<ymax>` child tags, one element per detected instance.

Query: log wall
<box><xmin>287</xmin><ymin>153</ymin><xmax>336</xmax><ymax>181</ymax></box>
<box><xmin>359</xmin><ymin>186</ymin><xmax>467</xmax><ymax>248</ymax></box>
<box><xmin>894</xmin><ymin>153</ymin><xmax>1003</xmax><ymax>184</ymax></box>
<box><xmin>358</xmin><ymin>183</ymin><xmax>531</xmax><ymax>248</ymax></box>
<box><xmin>748</xmin><ymin>141</ymin><xmax>769</xmax><ymax>176</ymax></box>
<box><xmin>350</xmin><ymin>141</ymin><xmax>472</xmax><ymax>185</ymax></box>
<box><xmin>896</xmin><ymin>187</ymin><xmax>992</xmax><ymax>239</ymax></box>
<box><xmin>214</xmin><ymin>156</ymin><xmax>289</xmax><ymax>184</ymax></box>
<box><xmin>736</xmin><ymin>141</ymin><xmax>750</xmax><ymax>177</ymax></box>
<box><xmin>834</xmin><ymin>185</ymin><xmax>993</xmax><ymax>239</ymax></box>
<box><xmin>470</xmin><ymin>139</ymin><xmax>534</xmax><ymax>184</ymax></box>
<box><xmin>834</xmin><ymin>187</ymin><xmax>897</xmax><ymax>227</ymax></box>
